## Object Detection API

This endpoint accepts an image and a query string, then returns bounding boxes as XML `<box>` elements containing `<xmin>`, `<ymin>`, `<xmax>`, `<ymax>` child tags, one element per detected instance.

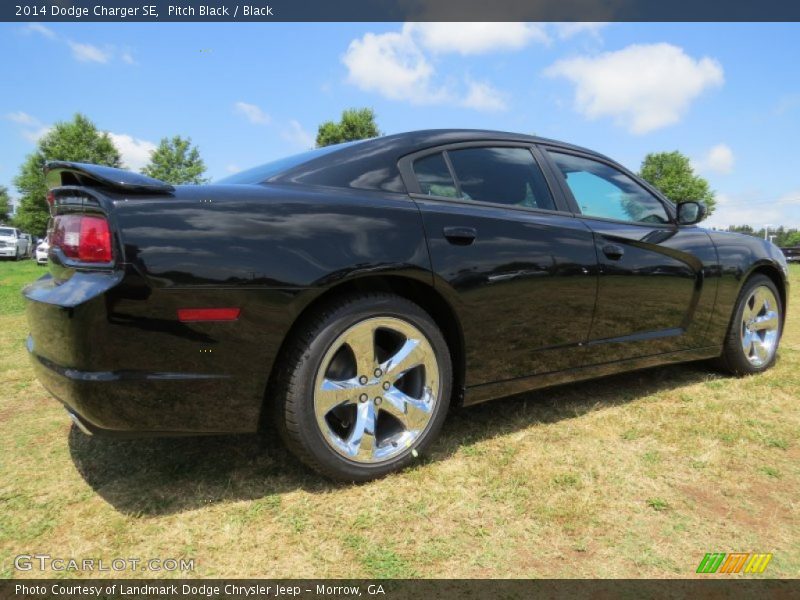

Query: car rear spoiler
<box><xmin>44</xmin><ymin>161</ymin><xmax>174</xmax><ymax>194</ymax></box>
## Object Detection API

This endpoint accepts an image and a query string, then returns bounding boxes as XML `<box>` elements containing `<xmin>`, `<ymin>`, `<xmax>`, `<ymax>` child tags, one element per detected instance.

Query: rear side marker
<box><xmin>177</xmin><ymin>308</ymin><xmax>241</xmax><ymax>322</ymax></box>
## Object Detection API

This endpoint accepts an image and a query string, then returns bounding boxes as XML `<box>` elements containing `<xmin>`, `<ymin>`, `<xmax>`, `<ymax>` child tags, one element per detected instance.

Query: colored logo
<box><xmin>696</xmin><ymin>553</ymin><xmax>772</xmax><ymax>574</ymax></box>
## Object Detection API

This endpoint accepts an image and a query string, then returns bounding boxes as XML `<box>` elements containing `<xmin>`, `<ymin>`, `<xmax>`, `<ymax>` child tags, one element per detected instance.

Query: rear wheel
<box><xmin>716</xmin><ymin>274</ymin><xmax>783</xmax><ymax>375</ymax></box>
<box><xmin>273</xmin><ymin>293</ymin><xmax>452</xmax><ymax>482</ymax></box>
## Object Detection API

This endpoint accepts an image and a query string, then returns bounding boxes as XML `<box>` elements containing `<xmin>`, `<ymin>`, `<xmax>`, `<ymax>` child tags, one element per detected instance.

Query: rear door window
<box><xmin>413</xmin><ymin>153</ymin><xmax>459</xmax><ymax>198</ymax></box>
<box><xmin>447</xmin><ymin>147</ymin><xmax>556</xmax><ymax>211</ymax></box>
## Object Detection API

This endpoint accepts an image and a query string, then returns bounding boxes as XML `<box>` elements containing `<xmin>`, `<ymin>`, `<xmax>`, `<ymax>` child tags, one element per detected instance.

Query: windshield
<box><xmin>216</xmin><ymin>140</ymin><xmax>366</xmax><ymax>185</ymax></box>
<box><xmin>0</xmin><ymin>228</ymin><xmax>15</xmax><ymax>237</ymax></box>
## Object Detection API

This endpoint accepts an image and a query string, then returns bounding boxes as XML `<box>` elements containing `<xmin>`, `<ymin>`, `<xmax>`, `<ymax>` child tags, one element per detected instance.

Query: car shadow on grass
<box><xmin>69</xmin><ymin>360</ymin><xmax>721</xmax><ymax>516</ymax></box>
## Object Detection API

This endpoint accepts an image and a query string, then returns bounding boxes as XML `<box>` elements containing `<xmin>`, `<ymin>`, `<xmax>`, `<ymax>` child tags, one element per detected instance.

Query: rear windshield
<box><xmin>0</xmin><ymin>228</ymin><xmax>15</xmax><ymax>236</ymax></box>
<box><xmin>217</xmin><ymin>140</ymin><xmax>365</xmax><ymax>185</ymax></box>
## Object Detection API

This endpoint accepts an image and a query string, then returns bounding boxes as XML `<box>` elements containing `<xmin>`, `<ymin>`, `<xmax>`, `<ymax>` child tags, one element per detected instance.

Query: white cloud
<box><xmin>107</xmin><ymin>133</ymin><xmax>156</xmax><ymax>171</ymax></box>
<box><xmin>406</xmin><ymin>22</ymin><xmax>549</xmax><ymax>55</ymax></box>
<box><xmin>67</xmin><ymin>40</ymin><xmax>112</xmax><ymax>64</ymax></box>
<box><xmin>545</xmin><ymin>43</ymin><xmax>724</xmax><ymax>134</ymax></box>
<box><xmin>22</xmin><ymin>126</ymin><xmax>52</xmax><ymax>143</ymax></box>
<box><xmin>342</xmin><ymin>28</ymin><xmax>506</xmax><ymax>111</ymax></box>
<box><xmin>22</xmin><ymin>23</ymin><xmax>56</xmax><ymax>39</ymax></box>
<box><xmin>695</xmin><ymin>143</ymin><xmax>735</xmax><ymax>175</ymax></box>
<box><xmin>553</xmin><ymin>23</ymin><xmax>608</xmax><ymax>40</ymax></box>
<box><xmin>5</xmin><ymin>111</ymin><xmax>39</xmax><ymax>126</ymax></box>
<box><xmin>343</xmin><ymin>30</ymin><xmax>443</xmax><ymax>104</ymax></box>
<box><xmin>234</xmin><ymin>101</ymin><xmax>271</xmax><ymax>125</ymax></box>
<box><xmin>225</xmin><ymin>164</ymin><xmax>242</xmax><ymax>174</ymax></box>
<box><xmin>22</xmin><ymin>25</ymin><xmax>134</xmax><ymax>66</ymax></box>
<box><xmin>5</xmin><ymin>112</ymin><xmax>50</xmax><ymax>143</ymax></box>
<box><xmin>281</xmin><ymin>120</ymin><xmax>315</xmax><ymax>149</ymax></box>
<box><xmin>705</xmin><ymin>190</ymin><xmax>800</xmax><ymax>229</ymax></box>
<box><xmin>461</xmin><ymin>80</ymin><xmax>507</xmax><ymax>111</ymax></box>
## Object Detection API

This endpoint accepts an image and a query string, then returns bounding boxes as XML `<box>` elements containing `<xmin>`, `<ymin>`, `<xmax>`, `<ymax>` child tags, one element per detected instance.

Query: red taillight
<box><xmin>51</xmin><ymin>215</ymin><xmax>113</xmax><ymax>263</ymax></box>
<box><xmin>177</xmin><ymin>308</ymin><xmax>241</xmax><ymax>322</ymax></box>
<box><xmin>46</xmin><ymin>191</ymin><xmax>55</xmax><ymax>207</ymax></box>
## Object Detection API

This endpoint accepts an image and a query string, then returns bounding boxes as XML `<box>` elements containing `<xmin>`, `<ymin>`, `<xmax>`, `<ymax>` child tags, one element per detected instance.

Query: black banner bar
<box><xmin>4</xmin><ymin>0</ymin><xmax>800</xmax><ymax>22</ymax></box>
<box><xmin>1</xmin><ymin>579</ymin><xmax>799</xmax><ymax>600</ymax></box>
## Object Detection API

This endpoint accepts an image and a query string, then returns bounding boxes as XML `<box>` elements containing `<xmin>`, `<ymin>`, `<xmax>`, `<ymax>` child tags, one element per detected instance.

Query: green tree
<box><xmin>141</xmin><ymin>136</ymin><xmax>209</xmax><ymax>184</ymax></box>
<box><xmin>13</xmin><ymin>114</ymin><xmax>121</xmax><ymax>236</ymax></box>
<box><xmin>316</xmin><ymin>108</ymin><xmax>380</xmax><ymax>148</ymax></box>
<box><xmin>639</xmin><ymin>151</ymin><xmax>717</xmax><ymax>215</ymax></box>
<box><xmin>728</xmin><ymin>224</ymin><xmax>755</xmax><ymax>235</ymax></box>
<box><xmin>0</xmin><ymin>186</ymin><xmax>11</xmax><ymax>223</ymax></box>
<box><xmin>783</xmin><ymin>231</ymin><xmax>800</xmax><ymax>246</ymax></box>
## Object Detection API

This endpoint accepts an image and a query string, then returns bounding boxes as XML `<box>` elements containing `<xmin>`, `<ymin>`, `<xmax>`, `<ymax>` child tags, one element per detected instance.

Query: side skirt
<box><xmin>463</xmin><ymin>346</ymin><xmax>722</xmax><ymax>406</ymax></box>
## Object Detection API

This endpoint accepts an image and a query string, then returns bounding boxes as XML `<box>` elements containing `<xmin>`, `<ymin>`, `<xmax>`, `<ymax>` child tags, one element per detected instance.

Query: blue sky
<box><xmin>1</xmin><ymin>22</ymin><xmax>799</xmax><ymax>228</ymax></box>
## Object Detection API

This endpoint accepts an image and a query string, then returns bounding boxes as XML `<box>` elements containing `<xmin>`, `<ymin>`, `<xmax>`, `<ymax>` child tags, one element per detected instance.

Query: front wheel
<box><xmin>273</xmin><ymin>293</ymin><xmax>452</xmax><ymax>482</ymax></box>
<box><xmin>716</xmin><ymin>274</ymin><xmax>783</xmax><ymax>375</ymax></box>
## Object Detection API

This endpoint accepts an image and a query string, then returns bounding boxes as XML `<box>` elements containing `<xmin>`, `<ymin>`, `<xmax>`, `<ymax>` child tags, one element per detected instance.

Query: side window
<box><xmin>413</xmin><ymin>153</ymin><xmax>459</xmax><ymax>198</ymax></box>
<box><xmin>447</xmin><ymin>147</ymin><xmax>556</xmax><ymax>210</ymax></box>
<box><xmin>549</xmin><ymin>152</ymin><xmax>670</xmax><ymax>224</ymax></box>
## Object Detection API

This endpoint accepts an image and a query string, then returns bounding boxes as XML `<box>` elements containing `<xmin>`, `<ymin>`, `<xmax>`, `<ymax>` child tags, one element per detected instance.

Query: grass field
<box><xmin>1</xmin><ymin>258</ymin><xmax>798</xmax><ymax>579</ymax></box>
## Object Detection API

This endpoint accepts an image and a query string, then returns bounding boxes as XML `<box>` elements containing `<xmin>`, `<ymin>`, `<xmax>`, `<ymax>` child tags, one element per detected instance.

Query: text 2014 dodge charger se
<box><xmin>24</xmin><ymin>130</ymin><xmax>789</xmax><ymax>481</ymax></box>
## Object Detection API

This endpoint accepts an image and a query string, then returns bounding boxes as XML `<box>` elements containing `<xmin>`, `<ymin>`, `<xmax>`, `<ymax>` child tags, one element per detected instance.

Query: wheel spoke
<box><xmin>753</xmin><ymin>339</ymin><xmax>769</xmax><ymax>363</ymax></box>
<box><xmin>741</xmin><ymin>329</ymin><xmax>756</xmax><ymax>356</ymax></box>
<box><xmin>381</xmin><ymin>338</ymin><xmax>427</xmax><ymax>380</ymax></box>
<box><xmin>345</xmin><ymin>401</ymin><xmax>377</xmax><ymax>460</ymax></box>
<box><xmin>343</xmin><ymin>325</ymin><xmax>377</xmax><ymax>378</ymax></box>
<box><xmin>753</xmin><ymin>311</ymin><xmax>779</xmax><ymax>332</ymax></box>
<box><xmin>752</xmin><ymin>288</ymin><xmax>771</xmax><ymax>314</ymax></box>
<box><xmin>317</xmin><ymin>377</ymin><xmax>360</xmax><ymax>414</ymax></box>
<box><xmin>382</xmin><ymin>387</ymin><xmax>433</xmax><ymax>432</ymax></box>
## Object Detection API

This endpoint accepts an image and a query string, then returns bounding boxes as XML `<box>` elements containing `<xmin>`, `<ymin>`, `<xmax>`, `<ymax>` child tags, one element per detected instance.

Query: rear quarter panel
<box><xmin>28</xmin><ymin>183</ymin><xmax>432</xmax><ymax>433</ymax></box>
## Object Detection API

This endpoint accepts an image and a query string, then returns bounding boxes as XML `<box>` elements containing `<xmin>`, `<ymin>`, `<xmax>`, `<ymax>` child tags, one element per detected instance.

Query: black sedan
<box><xmin>24</xmin><ymin>129</ymin><xmax>789</xmax><ymax>481</ymax></box>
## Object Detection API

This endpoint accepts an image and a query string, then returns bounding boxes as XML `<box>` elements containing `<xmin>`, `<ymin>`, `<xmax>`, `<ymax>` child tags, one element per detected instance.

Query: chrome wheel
<box><xmin>313</xmin><ymin>316</ymin><xmax>440</xmax><ymax>464</ymax></box>
<box><xmin>740</xmin><ymin>285</ymin><xmax>780</xmax><ymax>367</ymax></box>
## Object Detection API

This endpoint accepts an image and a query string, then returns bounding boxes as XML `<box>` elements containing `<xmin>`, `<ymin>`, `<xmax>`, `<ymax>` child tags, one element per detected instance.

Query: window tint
<box><xmin>447</xmin><ymin>147</ymin><xmax>555</xmax><ymax>210</ymax></box>
<box><xmin>549</xmin><ymin>152</ymin><xmax>670</xmax><ymax>224</ymax></box>
<box><xmin>413</xmin><ymin>153</ymin><xmax>459</xmax><ymax>198</ymax></box>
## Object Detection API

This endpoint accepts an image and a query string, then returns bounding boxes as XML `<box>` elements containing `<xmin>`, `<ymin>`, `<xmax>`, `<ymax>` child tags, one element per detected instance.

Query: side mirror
<box><xmin>676</xmin><ymin>201</ymin><xmax>707</xmax><ymax>225</ymax></box>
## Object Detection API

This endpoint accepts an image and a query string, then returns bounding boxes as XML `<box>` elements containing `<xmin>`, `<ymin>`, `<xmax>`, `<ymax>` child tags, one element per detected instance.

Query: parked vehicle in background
<box><xmin>782</xmin><ymin>246</ymin><xmax>800</xmax><ymax>263</ymax></box>
<box><xmin>20</xmin><ymin>233</ymin><xmax>34</xmax><ymax>257</ymax></box>
<box><xmin>0</xmin><ymin>226</ymin><xmax>30</xmax><ymax>260</ymax></box>
<box><xmin>35</xmin><ymin>240</ymin><xmax>50</xmax><ymax>265</ymax></box>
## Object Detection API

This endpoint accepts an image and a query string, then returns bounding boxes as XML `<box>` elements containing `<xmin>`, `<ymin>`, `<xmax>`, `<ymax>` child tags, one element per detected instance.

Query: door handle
<box><xmin>443</xmin><ymin>226</ymin><xmax>477</xmax><ymax>246</ymax></box>
<box><xmin>602</xmin><ymin>243</ymin><xmax>624</xmax><ymax>260</ymax></box>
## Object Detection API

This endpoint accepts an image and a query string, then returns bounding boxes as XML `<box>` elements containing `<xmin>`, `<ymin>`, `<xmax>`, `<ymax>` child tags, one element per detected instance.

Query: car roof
<box><xmin>370</xmin><ymin>129</ymin><xmax>604</xmax><ymax>156</ymax></box>
<box><xmin>273</xmin><ymin>129</ymin><xmax>615</xmax><ymax>193</ymax></box>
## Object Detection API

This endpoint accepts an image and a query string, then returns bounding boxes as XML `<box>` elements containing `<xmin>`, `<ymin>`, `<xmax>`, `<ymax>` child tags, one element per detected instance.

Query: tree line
<box><xmin>5</xmin><ymin>108</ymin><xmax>785</xmax><ymax>245</ymax></box>
<box><xmin>1</xmin><ymin>109</ymin><xmax>380</xmax><ymax>236</ymax></box>
<box><xmin>723</xmin><ymin>225</ymin><xmax>800</xmax><ymax>247</ymax></box>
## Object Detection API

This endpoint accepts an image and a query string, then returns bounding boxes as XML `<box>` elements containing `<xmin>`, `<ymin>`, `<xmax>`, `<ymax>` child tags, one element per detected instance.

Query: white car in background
<box><xmin>0</xmin><ymin>226</ymin><xmax>30</xmax><ymax>260</ymax></box>
<box><xmin>35</xmin><ymin>240</ymin><xmax>50</xmax><ymax>265</ymax></box>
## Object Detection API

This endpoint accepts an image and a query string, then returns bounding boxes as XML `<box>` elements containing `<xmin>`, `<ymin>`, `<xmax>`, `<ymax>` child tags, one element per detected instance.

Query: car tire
<box><xmin>272</xmin><ymin>293</ymin><xmax>452</xmax><ymax>482</ymax></box>
<box><xmin>715</xmin><ymin>274</ymin><xmax>783</xmax><ymax>376</ymax></box>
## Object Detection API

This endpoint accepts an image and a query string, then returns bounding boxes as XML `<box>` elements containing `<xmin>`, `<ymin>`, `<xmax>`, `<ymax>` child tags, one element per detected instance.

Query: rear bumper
<box><xmin>26</xmin><ymin>334</ymin><xmax>234</xmax><ymax>435</ymax></box>
<box><xmin>23</xmin><ymin>269</ymin><xmax>267</xmax><ymax>435</ymax></box>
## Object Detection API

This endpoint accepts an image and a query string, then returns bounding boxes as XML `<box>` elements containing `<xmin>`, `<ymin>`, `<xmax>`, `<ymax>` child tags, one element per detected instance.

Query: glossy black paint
<box><xmin>24</xmin><ymin>130</ymin><xmax>789</xmax><ymax>435</ymax></box>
